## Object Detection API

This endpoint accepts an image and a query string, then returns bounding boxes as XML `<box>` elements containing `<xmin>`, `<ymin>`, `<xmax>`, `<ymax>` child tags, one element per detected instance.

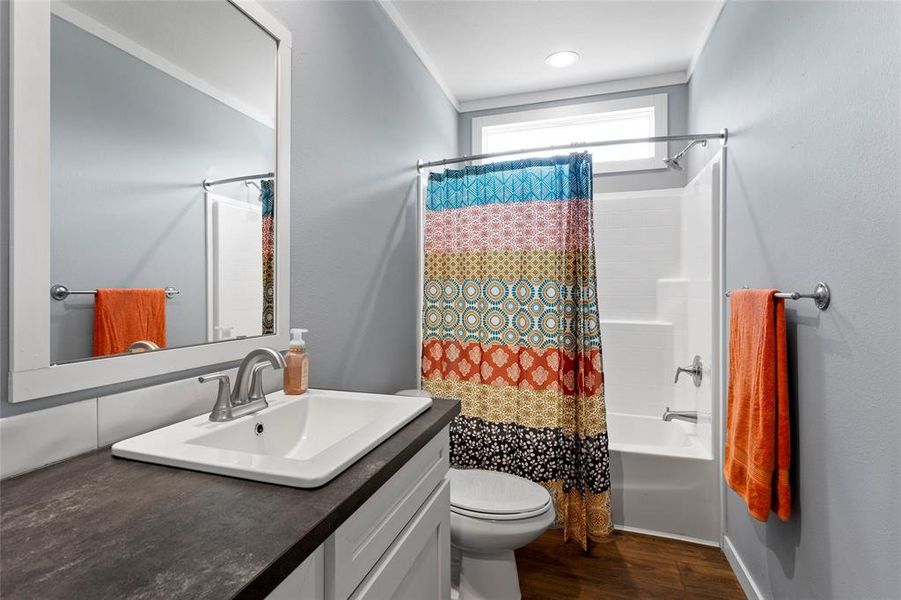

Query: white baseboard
<box><xmin>614</xmin><ymin>524</ymin><xmax>718</xmax><ymax>547</ymax></box>
<box><xmin>723</xmin><ymin>534</ymin><xmax>764</xmax><ymax>600</ymax></box>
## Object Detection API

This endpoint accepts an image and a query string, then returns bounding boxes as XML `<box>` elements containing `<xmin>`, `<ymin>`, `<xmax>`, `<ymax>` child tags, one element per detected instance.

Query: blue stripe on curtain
<box><xmin>261</xmin><ymin>179</ymin><xmax>274</xmax><ymax>217</ymax></box>
<box><xmin>426</xmin><ymin>153</ymin><xmax>592</xmax><ymax>211</ymax></box>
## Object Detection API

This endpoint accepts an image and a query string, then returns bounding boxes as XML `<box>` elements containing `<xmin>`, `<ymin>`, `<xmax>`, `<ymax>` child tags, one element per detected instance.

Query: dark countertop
<box><xmin>0</xmin><ymin>398</ymin><xmax>459</xmax><ymax>600</ymax></box>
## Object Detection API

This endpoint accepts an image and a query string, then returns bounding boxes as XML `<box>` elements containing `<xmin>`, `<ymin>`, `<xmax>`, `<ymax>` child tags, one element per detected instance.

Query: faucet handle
<box><xmin>674</xmin><ymin>355</ymin><xmax>703</xmax><ymax>387</ymax></box>
<box><xmin>248</xmin><ymin>363</ymin><xmax>274</xmax><ymax>403</ymax></box>
<box><xmin>199</xmin><ymin>372</ymin><xmax>229</xmax><ymax>384</ymax></box>
<box><xmin>199</xmin><ymin>373</ymin><xmax>233</xmax><ymax>422</ymax></box>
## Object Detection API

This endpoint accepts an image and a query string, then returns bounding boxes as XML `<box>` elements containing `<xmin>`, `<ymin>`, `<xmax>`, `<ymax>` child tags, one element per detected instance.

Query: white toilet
<box><xmin>447</xmin><ymin>468</ymin><xmax>555</xmax><ymax>600</ymax></box>
<box><xmin>395</xmin><ymin>390</ymin><xmax>554</xmax><ymax>599</ymax></box>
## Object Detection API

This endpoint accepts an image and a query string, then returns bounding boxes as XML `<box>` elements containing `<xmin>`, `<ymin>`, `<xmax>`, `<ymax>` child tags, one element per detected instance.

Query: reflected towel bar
<box><xmin>725</xmin><ymin>282</ymin><xmax>830</xmax><ymax>310</ymax></box>
<box><xmin>51</xmin><ymin>285</ymin><xmax>180</xmax><ymax>301</ymax></box>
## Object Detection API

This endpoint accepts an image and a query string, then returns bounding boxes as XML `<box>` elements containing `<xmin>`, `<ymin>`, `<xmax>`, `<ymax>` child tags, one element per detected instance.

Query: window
<box><xmin>472</xmin><ymin>94</ymin><xmax>668</xmax><ymax>174</ymax></box>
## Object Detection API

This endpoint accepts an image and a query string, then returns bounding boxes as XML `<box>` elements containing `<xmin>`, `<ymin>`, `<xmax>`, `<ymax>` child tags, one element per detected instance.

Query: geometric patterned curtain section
<box><xmin>421</xmin><ymin>153</ymin><xmax>612</xmax><ymax>548</ymax></box>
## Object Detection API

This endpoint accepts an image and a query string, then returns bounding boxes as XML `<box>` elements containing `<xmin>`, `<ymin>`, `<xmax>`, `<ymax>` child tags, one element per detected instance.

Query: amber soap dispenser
<box><xmin>284</xmin><ymin>328</ymin><xmax>309</xmax><ymax>395</ymax></box>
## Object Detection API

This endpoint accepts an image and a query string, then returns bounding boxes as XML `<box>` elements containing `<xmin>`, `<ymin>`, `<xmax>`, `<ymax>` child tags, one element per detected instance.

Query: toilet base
<box><xmin>452</xmin><ymin>546</ymin><xmax>521</xmax><ymax>600</ymax></box>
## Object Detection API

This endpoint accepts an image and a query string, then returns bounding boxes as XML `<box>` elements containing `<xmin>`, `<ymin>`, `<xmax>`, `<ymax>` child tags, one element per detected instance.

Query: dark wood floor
<box><xmin>516</xmin><ymin>529</ymin><xmax>745</xmax><ymax>600</ymax></box>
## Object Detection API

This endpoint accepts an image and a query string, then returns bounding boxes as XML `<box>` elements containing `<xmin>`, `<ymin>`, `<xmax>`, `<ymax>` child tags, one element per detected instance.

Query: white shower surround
<box><xmin>596</xmin><ymin>155</ymin><xmax>723</xmax><ymax>544</ymax></box>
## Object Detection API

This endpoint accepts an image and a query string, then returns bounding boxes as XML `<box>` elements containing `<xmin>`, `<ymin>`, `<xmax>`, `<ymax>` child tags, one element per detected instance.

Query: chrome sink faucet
<box><xmin>199</xmin><ymin>347</ymin><xmax>286</xmax><ymax>422</ymax></box>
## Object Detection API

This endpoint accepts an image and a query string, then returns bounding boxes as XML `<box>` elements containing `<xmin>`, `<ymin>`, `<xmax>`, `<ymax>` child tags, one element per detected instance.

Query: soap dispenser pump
<box><xmin>284</xmin><ymin>328</ymin><xmax>309</xmax><ymax>395</ymax></box>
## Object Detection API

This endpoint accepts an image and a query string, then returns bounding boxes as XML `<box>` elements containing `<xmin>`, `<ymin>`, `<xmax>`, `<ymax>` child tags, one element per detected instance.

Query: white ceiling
<box><xmin>58</xmin><ymin>0</ymin><xmax>277</xmax><ymax>126</ymax></box>
<box><xmin>387</xmin><ymin>0</ymin><xmax>723</xmax><ymax>110</ymax></box>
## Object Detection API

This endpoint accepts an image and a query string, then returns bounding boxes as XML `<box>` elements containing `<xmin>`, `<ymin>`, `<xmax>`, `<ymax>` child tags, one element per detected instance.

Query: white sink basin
<box><xmin>111</xmin><ymin>389</ymin><xmax>432</xmax><ymax>487</ymax></box>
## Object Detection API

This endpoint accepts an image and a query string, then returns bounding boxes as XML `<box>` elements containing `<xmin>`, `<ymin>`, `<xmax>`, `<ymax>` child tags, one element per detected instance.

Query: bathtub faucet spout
<box><xmin>662</xmin><ymin>407</ymin><xmax>699</xmax><ymax>423</ymax></box>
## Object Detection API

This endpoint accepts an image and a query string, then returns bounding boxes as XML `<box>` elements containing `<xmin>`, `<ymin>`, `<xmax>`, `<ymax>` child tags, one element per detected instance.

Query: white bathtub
<box><xmin>607</xmin><ymin>412</ymin><xmax>711</xmax><ymax>460</ymax></box>
<box><xmin>606</xmin><ymin>412</ymin><xmax>719</xmax><ymax>544</ymax></box>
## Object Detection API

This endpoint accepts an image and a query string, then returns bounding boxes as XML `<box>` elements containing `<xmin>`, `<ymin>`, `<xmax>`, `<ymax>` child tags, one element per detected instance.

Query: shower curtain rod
<box><xmin>202</xmin><ymin>172</ymin><xmax>274</xmax><ymax>191</ymax></box>
<box><xmin>416</xmin><ymin>129</ymin><xmax>728</xmax><ymax>171</ymax></box>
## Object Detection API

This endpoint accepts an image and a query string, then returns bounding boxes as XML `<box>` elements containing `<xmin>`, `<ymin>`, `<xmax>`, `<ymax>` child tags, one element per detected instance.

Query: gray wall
<box><xmin>261</xmin><ymin>0</ymin><xmax>457</xmax><ymax>394</ymax></box>
<box><xmin>688</xmin><ymin>2</ymin><xmax>901</xmax><ymax>598</ymax></box>
<box><xmin>2</xmin><ymin>1</ymin><xmax>457</xmax><ymax>413</ymax></box>
<box><xmin>458</xmin><ymin>84</ymin><xmax>688</xmax><ymax>193</ymax></box>
<box><xmin>0</xmin><ymin>1</ymin><xmax>9</xmax><ymax>414</ymax></box>
<box><xmin>49</xmin><ymin>16</ymin><xmax>275</xmax><ymax>363</ymax></box>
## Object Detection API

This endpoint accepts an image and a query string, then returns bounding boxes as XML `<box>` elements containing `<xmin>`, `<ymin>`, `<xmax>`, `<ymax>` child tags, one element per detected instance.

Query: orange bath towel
<box><xmin>93</xmin><ymin>289</ymin><xmax>167</xmax><ymax>357</ymax></box>
<box><xmin>724</xmin><ymin>289</ymin><xmax>791</xmax><ymax>522</ymax></box>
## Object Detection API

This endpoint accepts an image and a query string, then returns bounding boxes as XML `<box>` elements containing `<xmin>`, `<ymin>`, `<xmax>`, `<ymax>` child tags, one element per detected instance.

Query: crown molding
<box><xmin>51</xmin><ymin>2</ymin><xmax>276</xmax><ymax>128</ymax></box>
<box><xmin>376</xmin><ymin>0</ymin><xmax>461</xmax><ymax>111</ymax></box>
<box><xmin>458</xmin><ymin>71</ymin><xmax>687</xmax><ymax>114</ymax></box>
<box><xmin>687</xmin><ymin>0</ymin><xmax>726</xmax><ymax>80</ymax></box>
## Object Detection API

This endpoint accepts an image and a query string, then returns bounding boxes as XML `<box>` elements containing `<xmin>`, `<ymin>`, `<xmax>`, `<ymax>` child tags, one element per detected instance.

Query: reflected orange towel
<box><xmin>93</xmin><ymin>289</ymin><xmax>167</xmax><ymax>357</ymax></box>
<box><xmin>724</xmin><ymin>289</ymin><xmax>791</xmax><ymax>522</ymax></box>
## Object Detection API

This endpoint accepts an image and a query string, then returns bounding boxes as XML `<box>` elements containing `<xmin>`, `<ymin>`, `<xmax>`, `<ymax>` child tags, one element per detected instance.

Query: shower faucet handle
<box><xmin>674</xmin><ymin>355</ymin><xmax>703</xmax><ymax>387</ymax></box>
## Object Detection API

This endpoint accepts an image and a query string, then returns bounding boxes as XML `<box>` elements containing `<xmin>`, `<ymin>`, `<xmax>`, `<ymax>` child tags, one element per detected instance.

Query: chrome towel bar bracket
<box><xmin>725</xmin><ymin>281</ymin><xmax>830</xmax><ymax>310</ymax></box>
<box><xmin>51</xmin><ymin>285</ymin><xmax>180</xmax><ymax>301</ymax></box>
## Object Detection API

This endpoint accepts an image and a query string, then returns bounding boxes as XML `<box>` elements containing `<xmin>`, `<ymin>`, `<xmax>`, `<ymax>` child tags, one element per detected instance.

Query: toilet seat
<box><xmin>448</xmin><ymin>468</ymin><xmax>552</xmax><ymax>521</ymax></box>
<box><xmin>450</xmin><ymin>500</ymin><xmax>552</xmax><ymax>521</ymax></box>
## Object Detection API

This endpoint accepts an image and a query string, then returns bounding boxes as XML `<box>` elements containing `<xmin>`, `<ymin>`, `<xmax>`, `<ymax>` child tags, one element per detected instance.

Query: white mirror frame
<box><xmin>8</xmin><ymin>0</ymin><xmax>292</xmax><ymax>402</ymax></box>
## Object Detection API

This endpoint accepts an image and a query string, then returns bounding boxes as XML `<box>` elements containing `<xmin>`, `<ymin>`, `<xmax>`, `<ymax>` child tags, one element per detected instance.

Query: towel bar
<box><xmin>725</xmin><ymin>282</ymin><xmax>830</xmax><ymax>310</ymax></box>
<box><xmin>50</xmin><ymin>285</ymin><xmax>180</xmax><ymax>301</ymax></box>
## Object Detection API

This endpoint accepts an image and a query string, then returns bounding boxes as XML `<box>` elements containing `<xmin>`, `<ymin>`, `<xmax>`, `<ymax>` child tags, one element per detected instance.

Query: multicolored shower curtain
<box><xmin>261</xmin><ymin>179</ymin><xmax>275</xmax><ymax>335</ymax></box>
<box><xmin>421</xmin><ymin>153</ymin><xmax>612</xmax><ymax>548</ymax></box>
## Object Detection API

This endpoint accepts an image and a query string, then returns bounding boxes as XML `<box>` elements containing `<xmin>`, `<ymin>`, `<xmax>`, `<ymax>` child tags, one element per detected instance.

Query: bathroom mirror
<box><xmin>9</xmin><ymin>0</ymin><xmax>292</xmax><ymax>401</ymax></box>
<box><xmin>49</xmin><ymin>0</ymin><xmax>277</xmax><ymax>363</ymax></box>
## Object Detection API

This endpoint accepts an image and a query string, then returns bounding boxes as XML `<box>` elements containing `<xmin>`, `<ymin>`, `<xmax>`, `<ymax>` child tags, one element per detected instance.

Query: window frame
<box><xmin>471</xmin><ymin>93</ymin><xmax>668</xmax><ymax>174</ymax></box>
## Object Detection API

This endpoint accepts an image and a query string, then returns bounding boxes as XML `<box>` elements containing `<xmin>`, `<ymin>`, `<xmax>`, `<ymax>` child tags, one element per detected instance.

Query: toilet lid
<box><xmin>448</xmin><ymin>469</ymin><xmax>551</xmax><ymax>516</ymax></box>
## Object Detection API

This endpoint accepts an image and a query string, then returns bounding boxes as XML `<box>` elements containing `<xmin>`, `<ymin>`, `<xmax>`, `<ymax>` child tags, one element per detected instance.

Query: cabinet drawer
<box><xmin>325</xmin><ymin>426</ymin><xmax>449</xmax><ymax>600</ymax></box>
<box><xmin>350</xmin><ymin>479</ymin><xmax>450</xmax><ymax>600</ymax></box>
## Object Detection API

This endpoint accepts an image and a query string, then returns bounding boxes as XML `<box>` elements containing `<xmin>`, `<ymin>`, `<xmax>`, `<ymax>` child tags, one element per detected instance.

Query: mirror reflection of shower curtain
<box><xmin>261</xmin><ymin>180</ymin><xmax>275</xmax><ymax>335</ymax></box>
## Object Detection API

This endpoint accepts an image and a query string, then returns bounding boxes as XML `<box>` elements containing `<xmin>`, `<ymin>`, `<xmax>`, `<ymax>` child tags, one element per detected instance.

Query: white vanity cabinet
<box><xmin>266</xmin><ymin>547</ymin><xmax>324</xmax><ymax>599</ymax></box>
<box><xmin>350</xmin><ymin>480</ymin><xmax>450</xmax><ymax>600</ymax></box>
<box><xmin>267</xmin><ymin>427</ymin><xmax>451</xmax><ymax>600</ymax></box>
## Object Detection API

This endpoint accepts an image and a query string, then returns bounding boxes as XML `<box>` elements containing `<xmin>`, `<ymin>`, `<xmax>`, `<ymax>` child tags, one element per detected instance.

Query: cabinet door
<box><xmin>265</xmin><ymin>546</ymin><xmax>324</xmax><ymax>600</ymax></box>
<box><xmin>351</xmin><ymin>479</ymin><xmax>450</xmax><ymax>600</ymax></box>
<box><xmin>326</xmin><ymin>427</ymin><xmax>449</xmax><ymax>600</ymax></box>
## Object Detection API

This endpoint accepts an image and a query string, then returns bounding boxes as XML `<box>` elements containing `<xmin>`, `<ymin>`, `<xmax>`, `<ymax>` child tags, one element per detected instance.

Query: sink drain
<box><xmin>254</xmin><ymin>423</ymin><xmax>264</xmax><ymax>436</ymax></box>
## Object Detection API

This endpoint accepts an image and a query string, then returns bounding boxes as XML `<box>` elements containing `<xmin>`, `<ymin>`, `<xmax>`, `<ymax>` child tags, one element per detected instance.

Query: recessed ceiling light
<box><xmin>545</xmin><ymin>50</ymin><xmax>579</xmax><ymax>68</ymax></box>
